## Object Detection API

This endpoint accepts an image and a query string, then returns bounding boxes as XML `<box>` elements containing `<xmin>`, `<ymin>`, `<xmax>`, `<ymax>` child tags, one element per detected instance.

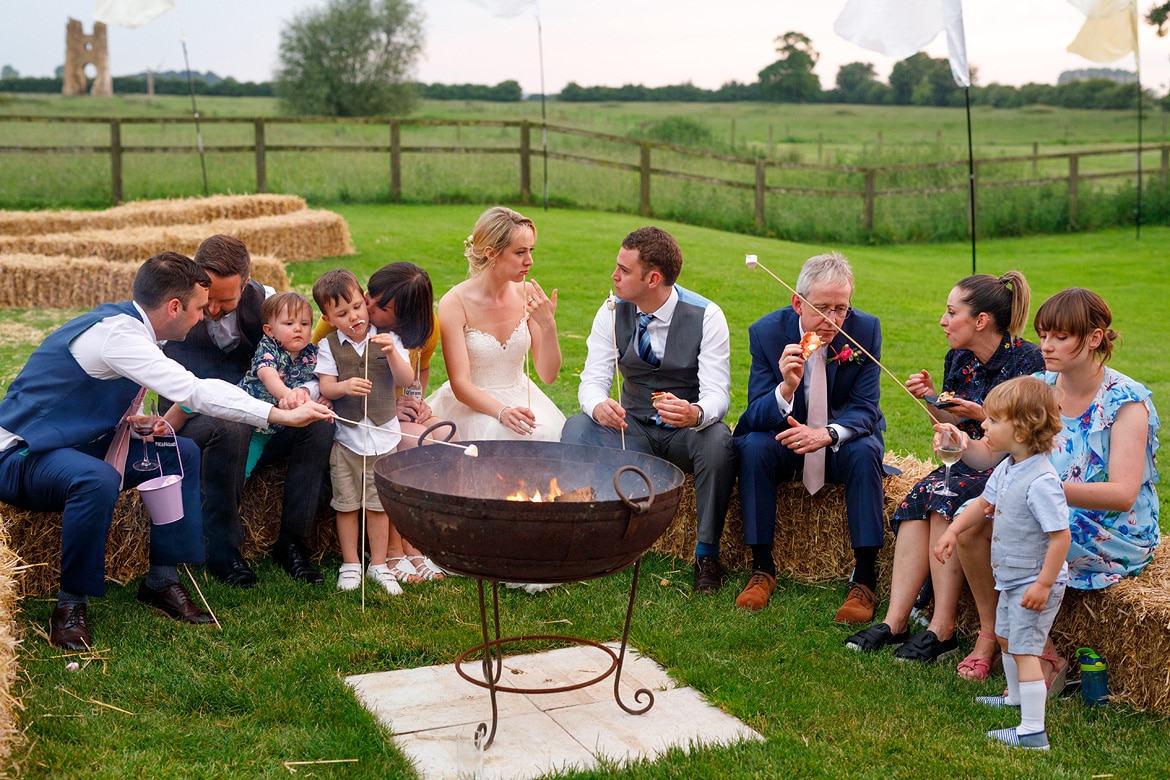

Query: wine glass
<box><xmin>933</xmin><ymin>428</ymin><xmax>961</xmax><ymax>497</ymax></box>
<box><xmin>130</xmin><ymin>399</ymin><xmax>159</xmax><ymax>473</ymax></box>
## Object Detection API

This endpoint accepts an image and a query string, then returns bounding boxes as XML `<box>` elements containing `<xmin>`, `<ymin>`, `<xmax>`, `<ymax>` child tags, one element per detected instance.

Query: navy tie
<box><xmin>637</xmin><ymin>312</ymin><xmax>659</xmax><ymax>367</ymax></box>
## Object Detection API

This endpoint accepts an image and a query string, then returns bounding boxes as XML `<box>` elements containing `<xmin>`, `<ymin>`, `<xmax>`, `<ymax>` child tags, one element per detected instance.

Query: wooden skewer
<box><xmin>331</xmin><ymin>415</ymin><xmax>479</xmax><ymax>456</ymax></box>
<box><xmin>607</xmin><ymin>291</ymin><xmax>626</xmax><ymax>450</ymax></box>
<box><xmin>745</xmin><ymin>254</ymin><xmax>934</xmax><ymax>419</ymax></box>
<box><xmin>524</xmin><ymin>281</ymin><xmax>532</xmax><ymax>412</ymax></box>
<box><xmin>182</xmin><ymin>563</ymin><xmax>221</xmax><ymax>630</ymax></box>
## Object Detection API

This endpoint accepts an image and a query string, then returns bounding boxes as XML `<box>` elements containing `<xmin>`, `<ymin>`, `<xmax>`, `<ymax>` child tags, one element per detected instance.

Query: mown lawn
<box><xmin>6</xmin><ymin>206</ymin><xmax>1169</xmax><ymax>778</ymax></box>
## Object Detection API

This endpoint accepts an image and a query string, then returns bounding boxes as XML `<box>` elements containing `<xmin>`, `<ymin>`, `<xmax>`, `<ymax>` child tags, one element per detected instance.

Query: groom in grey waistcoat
<box><xmin>561</xmin><ymin>227</ymin><xmax>735</xmax><ymax>593</ymax></box>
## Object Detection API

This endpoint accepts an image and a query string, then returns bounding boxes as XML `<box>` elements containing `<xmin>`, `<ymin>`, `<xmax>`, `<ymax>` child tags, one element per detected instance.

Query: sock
<box><xmin>750</xmin><ymin>545</ymin><xmax>776</xmax><ymax>577</ymax></box>
<box><xmin>1002</xmin><ymin>653</ymin><xmax>1020</xmax><ymax>705</ymax></box>
<box><xmin>1017</xmin><ymin>680</ymin><xmax>1047</xmax><ymax>735</ymax></box>
<box><xmin>145</xmin><ymin>565</ymin><xmax>178</xmax><ymax>590</ymax></box>
<box><xmin>56</xmin><ymin>589</ymin><xmax>88</xmax><ymax>608</ymax></box>
<box><xmin>695</xmin><ymin>541</ymin><xmax>719</xmax><ymax>560</ymax></box>
<box><xmin>852</xmin><ymin>546</ymin><xmax>880</xmax><ymax>591</ymax></box>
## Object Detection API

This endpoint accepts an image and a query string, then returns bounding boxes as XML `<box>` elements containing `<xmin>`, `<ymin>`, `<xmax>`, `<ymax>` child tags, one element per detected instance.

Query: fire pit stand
<box><xmin>453</xmin><ymin>559</ymin><xmax>654</xmax><ymax>750</ymax></box>
<box><xmin>372</xmin><ymin>438</ymin><xmax>686</xmax><ymax>752</ymax></box>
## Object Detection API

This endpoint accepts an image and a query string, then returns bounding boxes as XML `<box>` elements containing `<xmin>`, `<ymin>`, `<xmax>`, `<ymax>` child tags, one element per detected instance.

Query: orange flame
<box><xmin>504</xmin><ymin>477</ymin><xmax>563</xmax><ymax>502</ymax></box>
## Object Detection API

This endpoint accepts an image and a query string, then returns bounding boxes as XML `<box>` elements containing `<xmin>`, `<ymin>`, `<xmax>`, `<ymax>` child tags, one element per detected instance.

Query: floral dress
<box><xmin>892</xmin><ymin>334</ymin><xmax>1044</xmax><ymax>531</ymax></box>
<box><xmin>238</xmin><ymin>335</ymin><xmax>318</xmax><ymax>435</ymax></box>
<box><xmin>1043</xmin><ymin>368</ymin><xmax>1161</xmax><ymax>590</ymax></box>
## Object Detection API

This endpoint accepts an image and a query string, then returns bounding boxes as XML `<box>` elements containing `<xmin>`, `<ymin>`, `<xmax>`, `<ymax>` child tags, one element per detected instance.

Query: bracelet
<box><xmin>497</xmin><ymin>406</ymin><xmax>509</xmax><ymax>424</ymax></box>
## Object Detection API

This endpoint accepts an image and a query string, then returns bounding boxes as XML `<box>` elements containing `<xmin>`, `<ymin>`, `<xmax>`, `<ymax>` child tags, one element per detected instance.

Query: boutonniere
<box><xmin>832</xmin><ymin>345</ymin><xmax>864</xmax><ymax>365</ymax></box>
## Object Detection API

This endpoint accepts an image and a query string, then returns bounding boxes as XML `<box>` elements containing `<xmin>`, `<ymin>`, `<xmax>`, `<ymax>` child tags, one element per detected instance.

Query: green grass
<box><xmin>6</xmin><ymin>206</ymin><xmax>1170</xmax><ymax>778</ymax></box>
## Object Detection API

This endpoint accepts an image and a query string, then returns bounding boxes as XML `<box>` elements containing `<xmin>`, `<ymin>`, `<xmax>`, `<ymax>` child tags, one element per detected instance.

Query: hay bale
<box><xmin>0</xmin><ymin>525</ymin><xmax>23</xmax><ymax>764</ymax></box>
<box><xmin>650</xmin><ymin>452</ymin><xmax>933</xmax><ymax>583</ymax></box>
<box><xmin>0</xmin><ymin>195</ymin><xmax>306</xmax><ymax>237</ymax></box>
<box><xmin>0</xmin><ymin>253</ymin><xmax>288</xmax><ymax>310</ymax></box>
<box><xmin>1</xmin><ymin>493</ymin><xmax>152</xmax><ymax>599</ymax></box>
<box><xmin>0</xmin><ymin>254</ymin><xmax>136</xmax><ymax>309</ymax></box>
<box><xmin>0</xmin><ymin>210</ymin><xmax>353</xmax><ymax>264</ymax></box>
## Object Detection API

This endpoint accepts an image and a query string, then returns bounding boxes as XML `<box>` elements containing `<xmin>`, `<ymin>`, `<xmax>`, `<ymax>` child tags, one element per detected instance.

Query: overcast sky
<box><xmin>3</xmin><ymin>1</ymin><xmax>1169</xmax><ymax>95</ymax></box>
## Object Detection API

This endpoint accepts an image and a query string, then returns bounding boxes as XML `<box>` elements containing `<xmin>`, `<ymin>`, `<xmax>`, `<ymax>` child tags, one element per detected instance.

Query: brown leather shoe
<box><xmin>834</xmin><ymin>582</ymin><xmax>876</xmax><ymax>625</ymax></box>
<box><xmin>735</xmin><ymin>571</ymin><xmax>777</xmax><ymax>611</ymax></box>
<box><xmin>49</xmin><ymin>603</ymin><xmax>91</xmax><ymax>651</ymax></box>
<box><xmin>136</xmin><ymin>582</ymin><xmax>214</xmax><ymax>624</ymax></box>
<box><xmin>692</xmin><ymin>556</ymin><xmax>724</xmax><ymax>593</ymax></box>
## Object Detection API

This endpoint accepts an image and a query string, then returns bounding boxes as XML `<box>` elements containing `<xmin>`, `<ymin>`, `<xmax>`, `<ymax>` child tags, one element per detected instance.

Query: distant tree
<box><xmin>275</xmin><ymin>0</ymin><xmax>424</xmax><ymax>117</ymax></box>
<box><xmin>757</xmin><ymin>32</ymin><xmax>821</xmax><ymax>103</ymax></box>
<box><xmin>889</xmin><ymin>53</ymin><xmax>970</xmax><ymax>106</ymax></box>
<box><xmin>1</xmin><ymin>65</ymin><xmax>17</xmax><ymax>79</ymax></box>
<box><xmin>833</xmin><ymin>61</ymin><xmax>878</xmax><ymax>103</ymax></box>
<box><xmin>1148</xmin><ymin>1</ymin><xmax>1170</xmax><ymax>35</ymax></box>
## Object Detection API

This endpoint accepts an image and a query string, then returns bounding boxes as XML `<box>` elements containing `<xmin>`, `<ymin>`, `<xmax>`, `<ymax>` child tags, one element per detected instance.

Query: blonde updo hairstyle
<box><xmin>464</xmin><ymin>206</ymin><xmax>536</xmax><ymax>276</ymax></box>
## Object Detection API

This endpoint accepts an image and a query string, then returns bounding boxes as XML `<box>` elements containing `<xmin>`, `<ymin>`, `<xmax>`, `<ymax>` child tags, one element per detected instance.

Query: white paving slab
<box><xmin>346</xmin><ymin>644</ymin><xmax>763</xmax><ymax>780</ymax></box>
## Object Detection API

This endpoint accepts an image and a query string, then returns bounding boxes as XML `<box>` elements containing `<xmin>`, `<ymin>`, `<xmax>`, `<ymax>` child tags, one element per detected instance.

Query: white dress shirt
<box><xmin>577</xmin><ymin>286</ymin><xmax>731</xmax><ymax>430</ymax></box>
<box><xmin>315</xmin><ymin>324</ymin><xmax>403</xmax><ymax>455</ymax></box>
<box><xmin>773</xmin><ymin>362</ymin><xmax>852</xmax><ymax>447</ymax></box>
<box><xmin>0</xmin><ymin>302</ymin><xmax>273</xmax><ymax>452</ymax></box>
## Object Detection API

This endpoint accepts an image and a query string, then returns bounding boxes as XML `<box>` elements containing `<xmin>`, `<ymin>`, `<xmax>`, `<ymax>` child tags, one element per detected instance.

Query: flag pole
<box><xmin>175</xmin><ymin>9</ymin><xmax>209</xmax><ymax>197</ymax></box>
<box><xmin>964</xmin><ymin>86</ymin><xmax>976</xmax><ymax>274</ymax></box>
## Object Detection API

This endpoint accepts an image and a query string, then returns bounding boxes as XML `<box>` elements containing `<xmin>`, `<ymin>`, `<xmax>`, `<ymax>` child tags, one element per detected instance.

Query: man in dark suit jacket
<box><xmin>733</xmin><ymin>251</ymin><xmax>886</xmax><ymax>624</ymax></box>
<box><xmin>162</xmin><ymin>235</ymin><xmax>334</xmax><ymax>587</ymax></box>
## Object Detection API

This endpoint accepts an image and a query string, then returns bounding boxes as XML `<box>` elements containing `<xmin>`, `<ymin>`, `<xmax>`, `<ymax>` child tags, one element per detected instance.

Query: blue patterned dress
<box><xmin>1042</xmin><ymin>368</ymin><xmax>1160</xmax><ymax>590</ymax></box>
<box><xmin>892</xmin><ymin>334</ymin><xmax>1044</xmax><ymax>531</ymax></box>
<box><xmin>238</xmin><ymin>335</ymin><xmax>319</xmax><ymax>435</ymax></box>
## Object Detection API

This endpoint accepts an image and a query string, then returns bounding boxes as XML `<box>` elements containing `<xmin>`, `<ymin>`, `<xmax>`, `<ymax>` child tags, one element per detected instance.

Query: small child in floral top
<box><xmin>238</xmin><ymin>292</ymin><xmax>319</xmax><ymax>476</ymax></box>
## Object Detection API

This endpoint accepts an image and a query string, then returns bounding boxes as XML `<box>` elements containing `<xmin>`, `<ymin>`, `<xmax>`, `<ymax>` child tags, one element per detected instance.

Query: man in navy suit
<box><xmin>732</xmin><ymin>252</ymin><xmax>886</xmax><ymax>624</ymax></box>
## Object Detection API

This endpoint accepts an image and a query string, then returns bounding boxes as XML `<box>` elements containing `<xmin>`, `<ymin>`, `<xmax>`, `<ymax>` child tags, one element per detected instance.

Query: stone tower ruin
<box><xmin>63</xmin><ymin>18</ymin><xmax>113</xmax><ymax>97</ymax></box>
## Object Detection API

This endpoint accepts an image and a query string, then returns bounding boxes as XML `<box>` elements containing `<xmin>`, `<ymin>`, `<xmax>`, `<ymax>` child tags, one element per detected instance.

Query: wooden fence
<box><xmin>2</xmin><ymin>115</ymin><xmax>1167</xmax><ymax>233</ymax></box>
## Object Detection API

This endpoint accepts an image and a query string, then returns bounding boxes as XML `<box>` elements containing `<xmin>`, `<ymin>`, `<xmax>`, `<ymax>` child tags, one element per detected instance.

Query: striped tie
<box><xmin>637</xmin><ymin>312</ymin><xmax>659</xmax><ymax>367</ymax></box>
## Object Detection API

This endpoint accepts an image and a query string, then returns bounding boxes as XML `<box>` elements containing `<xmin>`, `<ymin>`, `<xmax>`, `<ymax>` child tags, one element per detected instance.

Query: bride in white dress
<box><xmin>427</xmin><ymin>206</ymin><xmax>566</xmax><ymax>442</ymax></box>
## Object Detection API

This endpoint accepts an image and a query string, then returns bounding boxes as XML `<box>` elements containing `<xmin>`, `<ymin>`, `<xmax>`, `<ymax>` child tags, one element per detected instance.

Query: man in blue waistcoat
<box><xmin>562</xmin><ymin>227</ymin><xmax>735</xmax><ymax>593</ymax></box>
<box><xmin>732</xmin><ymin>251</ymin><xmax>886</xmax><ymax>624</ymax></box>
<box><xmin>0</xmin><ymin>253</ymin><xmax>332</xmax><ymax>650</ymax></box>
<box><xmin>162</xmin><ymin>235</ymin><xmax>335</xmax><ymax>587</ymax></box>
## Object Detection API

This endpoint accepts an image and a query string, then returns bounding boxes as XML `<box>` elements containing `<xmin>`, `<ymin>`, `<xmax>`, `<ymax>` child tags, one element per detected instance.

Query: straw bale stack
<box><xmin>0</xmin><ymin>195</ymin><xmax>306</xmax><ymax>237</ymax></box>
<box><xmin>651</xmin><ymin>453</ymin><xmax>933</xmax><ymax>582</ymax></box>
<box><xmin>0</xmin><ymin>253</ymin><xmax>288</xmax><ymax>310</ymax></box>
<box><xmin>0</xmin><ymin>210</ymin><xmax>353</xmax><ymax>265</ymax></box>
<box><xmin>0</xmin><ymin>526</ymin><xmax>22</xmax><ymax>765</ymax></box>
<box><xmin>1</xmin><ymin>464</ymin><xmax>335</xmax><ymax>599</ymax></box>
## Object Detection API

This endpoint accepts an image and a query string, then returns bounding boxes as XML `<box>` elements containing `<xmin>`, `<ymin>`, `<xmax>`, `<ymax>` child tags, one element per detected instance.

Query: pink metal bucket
<box><xmin>135</xmin><ymin>420</ymin><xmax>184</xmax><ymax>525</ymax></box>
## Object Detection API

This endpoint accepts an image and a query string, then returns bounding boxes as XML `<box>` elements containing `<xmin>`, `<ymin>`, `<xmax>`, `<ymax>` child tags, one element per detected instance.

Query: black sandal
<box><xmin>893</xmin><ymin>630</ymin><xmax>960</xmax><ymax>663</ymax></box>
<box><xmin>845</xmin><ymin>623</ymin><xmax>910</xmax><ymax>653</ymax></box>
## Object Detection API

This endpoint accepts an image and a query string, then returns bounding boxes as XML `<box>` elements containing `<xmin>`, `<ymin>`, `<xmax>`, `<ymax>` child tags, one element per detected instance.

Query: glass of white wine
<box><xmin>934</xmin><ymin>428</ymin><xmax>961</xmax><ymax>497</ymax></box>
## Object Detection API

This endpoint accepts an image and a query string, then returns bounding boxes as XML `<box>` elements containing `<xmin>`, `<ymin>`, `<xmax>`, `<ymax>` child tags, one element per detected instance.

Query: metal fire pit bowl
<box><xmin>373</xmin><ymin>439</ymin><xmax>685</xmax><ymax>583</ymax></box>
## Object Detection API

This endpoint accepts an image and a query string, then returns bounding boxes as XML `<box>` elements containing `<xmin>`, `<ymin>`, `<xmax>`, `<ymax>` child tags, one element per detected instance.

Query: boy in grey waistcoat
<box><xmin>935</xmin><ymin>376</ymin><xmax>1069</xmax><ymax>750</ymax></box>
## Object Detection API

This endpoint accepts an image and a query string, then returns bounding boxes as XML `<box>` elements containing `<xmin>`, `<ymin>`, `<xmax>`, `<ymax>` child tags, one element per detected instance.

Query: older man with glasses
<box><xmin>732</xmin><ymin>251</ymin><xmax>887</xmax><ymax>624</ymax></box>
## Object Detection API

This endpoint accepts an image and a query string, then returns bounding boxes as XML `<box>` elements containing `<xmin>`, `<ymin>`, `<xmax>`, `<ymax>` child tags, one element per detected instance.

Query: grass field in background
<box><xmin>4</xmin><ymin>193</ymin><xmax>1169</xmax><ymax>778</ymax></box>
<box><xmin>2</xmin><ymin>96</ymin><xmax>1167</xmax><ymax>244</ymax></box>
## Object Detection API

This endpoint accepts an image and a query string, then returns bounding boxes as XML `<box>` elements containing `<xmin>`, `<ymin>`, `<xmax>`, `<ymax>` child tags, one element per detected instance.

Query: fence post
<box><xmin>639</xmin><ymin>142</ymin><xmax>651</xmax><ymax>217</ymax></box>
<box><xmin>1161</xmin><ymin>144</ymin><xmax>1168</xmax><ymax>191</ymax></box>
<box><xmin>768</xmin><ymin>125</ymin><xmax>774</xmax><ymax>159</ymax></box>
<box><xmin>110</xmin><ymin>118</ymin><xmax>122</xmax><ymax>205</ymax></box>
<box><xmin>863</xmin><ymin>169</ymin><xmax>875</xmax><ymax>233</ymax></box>
<box><xmin>253</xmin><ymin>118</ymin><xmax>266</xmax><ymax>194</ymax></box>
<box><xmin>730</xmin><ymin>119</ymin><xmax>736</xmax><ymax>148</ymax></box>
<box><xmin>519</xmin><ymin>120</ymin><xmax>531</xmax><ymax>204</ymax></box>
<box><xmin>818</xmin><ymin>132</ymin><xmax>823</xmax><ymax>163</ymax></box>
<box><xmin>754</xmin><ymin>160</ymin><xmax>766</xmax><ymax>229</ymax></box>
<box><xmin>390</xmin><ymin>120</ymin><xmax>401</xmax><ymax>201</ymax></box>
<box><xmin>1068</xmin><ymin>154</ymin><xmax>1079</xmax><ymax>227</ymax></box>
<box><xmin>1032</xmin><ymin>141</ymin><xmax>1039</xmax><ymax>173</ymax></box>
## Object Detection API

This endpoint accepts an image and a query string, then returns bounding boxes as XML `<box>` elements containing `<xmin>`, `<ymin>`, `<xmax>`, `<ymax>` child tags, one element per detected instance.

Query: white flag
<box><xmin>834</xmin><ymin>0</ymin><xmax>970</xmax><ymax>87</ymax></box>
<box><xmin>1067</xmin><ymin>0</ymin><xmax>1138</xmax><ymax>63</ymax></box>
<box><xmin>469</xmin><ymin>0</ymin><xmax>537</xmax><ymax>19</ymax></box>
<box><xmin>93</xmin><ymin>0</ymin><xmax>175</xmax><ymax>29</ymax></box>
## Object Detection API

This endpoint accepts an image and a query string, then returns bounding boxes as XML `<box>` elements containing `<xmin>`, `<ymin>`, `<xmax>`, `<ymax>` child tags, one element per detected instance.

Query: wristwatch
<box><xmin>692</xmin><ymin>404</ymin><xmax>705</xmax><ymax>427</ymax></box>
<box><xmin>825</xmin><ymin>426</ymin><xmax>840</xmax><ymax>446</ymax></box>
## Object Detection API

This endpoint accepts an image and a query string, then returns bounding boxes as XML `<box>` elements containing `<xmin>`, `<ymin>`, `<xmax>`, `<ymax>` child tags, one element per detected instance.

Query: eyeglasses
<box><xmin>807</xmin><ymin>304</ymin><xmax>852</xmax><ymax>320</ymax></box>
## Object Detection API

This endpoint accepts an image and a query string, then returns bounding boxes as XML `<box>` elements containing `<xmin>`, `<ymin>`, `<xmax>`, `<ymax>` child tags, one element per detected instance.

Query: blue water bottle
<box><xmin>1077</xmin><ymin>647</ymin><xmax>1109</xmax><ymax>706</ymax></box>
